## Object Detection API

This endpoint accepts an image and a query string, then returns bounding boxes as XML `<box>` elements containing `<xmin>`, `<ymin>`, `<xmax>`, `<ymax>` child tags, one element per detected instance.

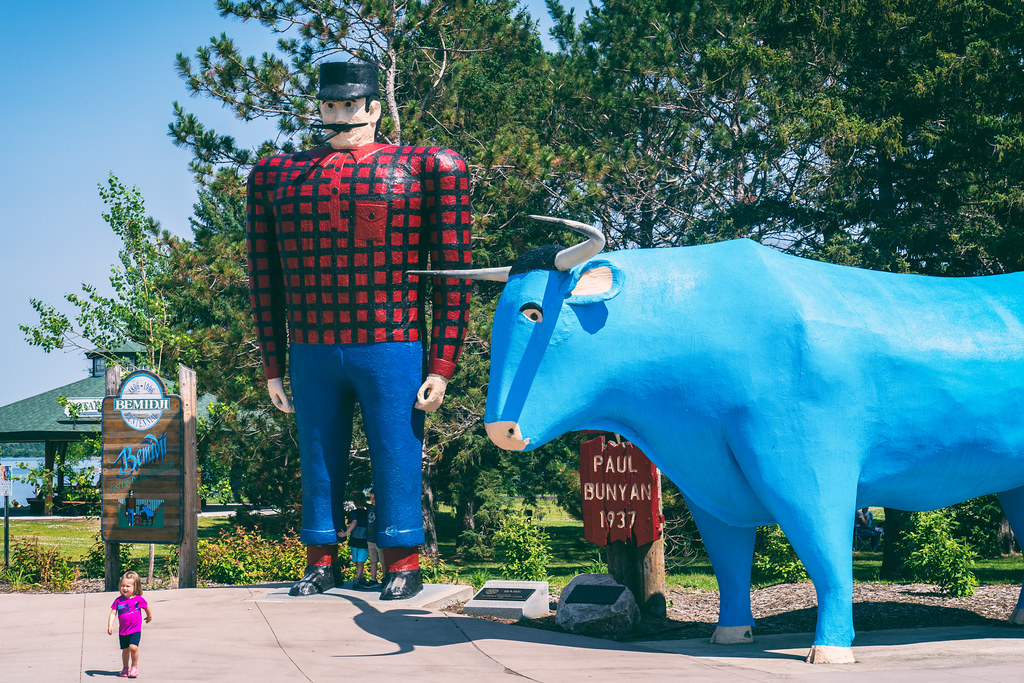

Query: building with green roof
<box><xmin>0</xmin><ymin>344</ymin><xmax>213</xmax><ymax>513</ymax></box>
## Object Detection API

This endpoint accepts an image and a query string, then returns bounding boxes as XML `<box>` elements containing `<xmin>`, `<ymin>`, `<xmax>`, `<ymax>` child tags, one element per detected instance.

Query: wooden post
<box><xmin>580</xmin><ymin>435</ymin><xmax>667</xmax><ymax>617</ymax></box>
<box><xmin>104</xmin><ymin>365</ymin><xmax>123</xmax><ymax>592</ymax></box>
<box><xmin>606</xmin><ymin>539</ymin><xmax>666</xmax><ymax>616</ymax></box>
<box><xmin>605</xmin><ymin>476</ymin><xmax>667</xmax><ymax>617</ymax></box>
<box><xmin>177</xmin><ymin>365</ymin><xmax>199</xmax><ymax>589</ymax></box>
<box><xmin>43</xmin><ymin>441</ymin><xmax>56</xmax><ymax>515</ymax></box>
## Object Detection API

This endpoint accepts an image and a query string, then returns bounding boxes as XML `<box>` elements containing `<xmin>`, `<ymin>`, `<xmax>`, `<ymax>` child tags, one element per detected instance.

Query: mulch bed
<box><xmin>451</xmin><ymin>582</ymin><xmax>1023</xmax><ymax>642</ymax></box>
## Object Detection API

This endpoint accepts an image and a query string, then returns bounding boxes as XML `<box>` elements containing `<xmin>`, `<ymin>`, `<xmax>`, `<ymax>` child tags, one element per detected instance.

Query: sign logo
<box><xmin>116</xmin><ymin>372</ymin><xmax>170</xmax><ymax>431</ymax></box>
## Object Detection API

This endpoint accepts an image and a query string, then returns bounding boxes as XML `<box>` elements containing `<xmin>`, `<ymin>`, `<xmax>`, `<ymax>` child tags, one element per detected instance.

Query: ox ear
<box><xmin>564</xmin><ymin>260</ymin><xmax>622</xmax><ymax>304</ymax></box>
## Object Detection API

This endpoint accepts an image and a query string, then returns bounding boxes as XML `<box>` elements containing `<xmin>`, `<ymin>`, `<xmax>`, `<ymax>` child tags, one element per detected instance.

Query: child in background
<box><xmin>338</xmin><ymin>491</ymin><xmax>370</xmax><ymax>587</ymax></box>
<box><xmin>364</xmin><ymin>489</ymin><xmax>380</xmax><ymax>587</ymax></box>
<box><xmin>107</xmin><ymin>570</ymin><xmax>152</xmax><ymax>678</ymax></box>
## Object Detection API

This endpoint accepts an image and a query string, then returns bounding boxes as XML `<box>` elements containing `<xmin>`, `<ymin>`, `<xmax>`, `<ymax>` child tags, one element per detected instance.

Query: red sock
<box><xmin>383</xmin><ymin>547</ymin><xmax>419</xmax><ymax>572</ymax></box>
<box><xmin>306</xmin><ymin>545</ymin><xmax>337</xmax><ymax>567</ymax></box>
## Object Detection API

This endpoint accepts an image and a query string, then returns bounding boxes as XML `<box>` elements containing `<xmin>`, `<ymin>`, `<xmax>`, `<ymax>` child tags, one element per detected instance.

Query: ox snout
<box><xmin>485</xmin><ymin>421</ymin><xmax>530</xmax><ymax>451</ymax></box>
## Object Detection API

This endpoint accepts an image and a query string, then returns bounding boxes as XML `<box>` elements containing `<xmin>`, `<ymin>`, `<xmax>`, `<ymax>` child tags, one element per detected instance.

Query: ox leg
<box><xmin>773</xmin><ymin>507</ymin><xmax>856</xmax><ymax>663</ymax></box>
<box><xmin>685</xmin><ymin>497</ymin><xmax>756</xmax><ymax>644</ymax></box>
<box><xmin>996</xmin><ymin>486</ymin><xmax>1024</xmax><ymax>625</ymax></box>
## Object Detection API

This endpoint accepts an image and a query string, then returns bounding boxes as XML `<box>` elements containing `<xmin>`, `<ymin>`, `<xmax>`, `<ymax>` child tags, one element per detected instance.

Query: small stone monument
<box><xmin>463</xmin><ymin>580</ymin><xmax>550</xmax><ymax>620</ymax></box>
<box><xmin>556</xmin><ymin>573</ymin><xmax>639</xmax><ymax>635</ymax></box>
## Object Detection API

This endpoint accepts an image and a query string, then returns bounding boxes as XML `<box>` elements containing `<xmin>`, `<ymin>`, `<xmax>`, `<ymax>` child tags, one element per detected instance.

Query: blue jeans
<box><xmin>290</xmin><ymin>342</ymin><xmax>426</xmax><ymax>548</ymax></box>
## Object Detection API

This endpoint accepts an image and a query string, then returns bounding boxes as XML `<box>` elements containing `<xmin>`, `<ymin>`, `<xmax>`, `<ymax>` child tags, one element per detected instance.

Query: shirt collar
<box><xmin>333</xmin><ymin>142</ymin><xmax>386</xmax><ymax>163</ymax></box>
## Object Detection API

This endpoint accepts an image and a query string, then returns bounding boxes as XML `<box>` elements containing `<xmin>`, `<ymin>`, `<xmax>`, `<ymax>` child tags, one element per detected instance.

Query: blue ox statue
<box><xmin>412</xmin><ymin>216</ymin><xmax>1024</xmax><ymax>663</ymax></box>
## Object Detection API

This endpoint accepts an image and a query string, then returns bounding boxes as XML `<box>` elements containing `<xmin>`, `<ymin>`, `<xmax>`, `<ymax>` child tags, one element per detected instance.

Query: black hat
<box><xmin>317</xmin><ymin>61</ymin><xmax>380</xmax><ymax>101</ymax></box>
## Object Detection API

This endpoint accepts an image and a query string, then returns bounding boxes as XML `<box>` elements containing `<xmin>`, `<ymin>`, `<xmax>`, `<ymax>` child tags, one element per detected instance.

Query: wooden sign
<box><xmin>100</xmin><ymin>371</ymin><xmax>184</xmax><ymax>544</ymax></box>
<box><xmin>580</xmin><ymin>435</ymin><xmax>661</xmax><ymax>546</ymax></box>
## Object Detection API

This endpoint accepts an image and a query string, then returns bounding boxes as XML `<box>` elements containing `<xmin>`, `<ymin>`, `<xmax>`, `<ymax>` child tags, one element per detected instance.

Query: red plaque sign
<box><xmin>580</xmin><ymin>435</ymin><xmax>662</xmax><ymax>546</ymax></box>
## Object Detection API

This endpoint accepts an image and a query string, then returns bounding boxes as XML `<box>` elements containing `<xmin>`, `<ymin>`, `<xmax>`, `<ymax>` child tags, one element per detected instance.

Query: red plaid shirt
<box><xmin>246</xmin><ymin>142</ymin><xmax>472</xmax><ymax>380</ymax></box>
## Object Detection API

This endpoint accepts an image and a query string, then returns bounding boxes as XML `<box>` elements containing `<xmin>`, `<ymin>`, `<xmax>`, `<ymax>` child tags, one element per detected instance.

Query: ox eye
<box><xmin>519</xmin><ymin>303</ymin><xmax>543</xmax><ymax>323</ymax></box>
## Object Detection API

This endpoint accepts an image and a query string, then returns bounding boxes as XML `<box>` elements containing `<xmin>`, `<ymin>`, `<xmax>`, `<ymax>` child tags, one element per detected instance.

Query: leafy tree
<box><xmin>543</xmin><ymin>0</ymin><xmax>830</xmax><ymax>250</ymax></box>
<box><xmin>21</xmin><ymin>173</ymin><xmax>174</xmax><ymax>373</ymax></box>
<box><xmin>160</xmin><ymin>176</ymin><xmax>305</xmax><ymax>512</ymax></box>
<box><xmin>764</xmin><ymin>0</ymin><xmax>1024</xmax><ymax>274</ymax></box>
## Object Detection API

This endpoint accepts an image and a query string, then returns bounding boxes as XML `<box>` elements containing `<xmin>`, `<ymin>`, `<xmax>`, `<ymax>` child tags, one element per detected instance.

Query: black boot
<box><xmin>379</xmin><ymin>569</ymin><xmax>423</xmax><ymax>600</ymax></box>
<box><xmin>289</xmin><ymin>564</ymin><xmax>336</xmax><ymax>596</ymax></box>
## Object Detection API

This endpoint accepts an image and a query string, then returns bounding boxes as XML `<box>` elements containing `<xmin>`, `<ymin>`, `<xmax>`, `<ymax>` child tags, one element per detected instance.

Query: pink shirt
<box><xmin>111</xmin><ymin>595</ymin><xmax>148</xmax><ymax>635</ymax></box>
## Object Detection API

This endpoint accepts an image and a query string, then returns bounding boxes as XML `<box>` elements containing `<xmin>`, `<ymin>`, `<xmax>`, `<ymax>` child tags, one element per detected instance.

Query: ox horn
<box><xmin>406</xmin><ymin>215</ymin><xmax>605</xmax><ymax>282</ymax></box>
<box><xmin>528</xmin><ymin>215</ymin><xmax>606</xmax><ymax>271</ymax></box>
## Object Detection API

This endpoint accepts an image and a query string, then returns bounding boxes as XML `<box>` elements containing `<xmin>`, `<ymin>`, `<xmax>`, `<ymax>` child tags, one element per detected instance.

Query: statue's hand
<box><xmin>415</xmin><ymin>374</ymin><xmax>449</xmax><ymax>412</ymax></box>
<box><xmin>267</xmin><ymin>377</ymin><xmax>295</xmax><ymax>413</ymax></box>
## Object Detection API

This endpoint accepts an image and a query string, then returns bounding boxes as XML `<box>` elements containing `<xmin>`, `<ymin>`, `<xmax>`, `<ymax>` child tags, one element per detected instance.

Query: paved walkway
<box><xmin>3</xmin><ymin>583</ymin><xmax>1022</xmax><ymax>682</ymax></box>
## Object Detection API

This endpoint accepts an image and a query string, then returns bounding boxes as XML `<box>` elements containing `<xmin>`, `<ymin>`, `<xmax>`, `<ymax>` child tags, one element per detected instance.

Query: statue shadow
<box><xmin>314</xmin><ymin>590</ymin><xmax>683</xmax><ymax>659</ymax></box>
<box><xmin>266</xmin><ymin>588</ymin><xmax>1023</xmax><ymax>664</ymax></box>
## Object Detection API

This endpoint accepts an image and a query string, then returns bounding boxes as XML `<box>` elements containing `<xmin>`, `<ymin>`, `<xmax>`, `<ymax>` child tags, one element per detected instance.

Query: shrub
<box><xmin>753</xmin><ymin>525</ymin><xmax>808</xmax><ymax>584</ymax></box>
<box><xmin>196</xmin><ymin>527</ymin><xmax>313</xmax><ymax>585</ymax></box>
<box><xmin>7</xmin><ymin>537</ymin><xmax>78</xmax><ymax>591</ymax></box>
<box><xmin>467</xmin><ymin>568</ymin><xmax>493</xmax><ymax>589</ymax></box>
<box><xmin>493</xmin><ymin>512</ymin><xmax>550</xmax><ymax>582</ymax></box>
<box><xmin>420</xmin><ymin>555</ymin><xmax>462</xmax><ymax>584</ymax></box>
<box><xmin>904</xmin><ymin>511</ymin><xmax>978</xmax><ymax>597</ymax></box>
<box><xmin>83</xmin><ymin>534</ymin><xmax>138</xmax><ymax>578</ymax></box>
<box><xmin>455</xmin><ymin>529</ymin><xmax>490</xmax><ymax>560</ymax></box>
<box><xmin>949</xmin><ymin>495</ymin><xmax>1014</xmax><ymax>558</ymax></box>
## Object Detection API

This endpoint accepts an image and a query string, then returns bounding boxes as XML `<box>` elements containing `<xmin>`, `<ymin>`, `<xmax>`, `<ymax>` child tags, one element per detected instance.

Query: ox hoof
<box><xmin>806</xmin><ymin>646</ymin><xmax>855</xmax><ymax>664</ymax></box>
<box><xmin>1010</xmin><ymin>609</ymin><xmax>1024</xmax><ymax>625</ymax></box>
<box><xmin>710</xmin><ymin>625</ymin><xmax>754</xmax><ymax>644</ymax></box>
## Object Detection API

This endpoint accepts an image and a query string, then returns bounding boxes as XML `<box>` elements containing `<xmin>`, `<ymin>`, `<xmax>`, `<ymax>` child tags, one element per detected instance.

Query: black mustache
<box><xmin>313</xmin><ymin>122</ymin><xmax>370</xmax><ymax>133</ymax></box>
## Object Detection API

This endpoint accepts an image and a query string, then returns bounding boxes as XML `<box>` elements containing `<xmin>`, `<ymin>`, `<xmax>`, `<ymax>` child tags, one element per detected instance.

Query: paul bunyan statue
<box><xmin>245</xmin><ymin>60</ymin><xmax>472</xmax><ymax>599</ymax></box>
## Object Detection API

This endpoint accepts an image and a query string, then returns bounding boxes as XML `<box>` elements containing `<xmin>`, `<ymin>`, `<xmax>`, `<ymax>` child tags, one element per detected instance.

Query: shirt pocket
<box><xmin>354</xmin><ymin>201</ymin><xmax>388</xmax><ymax>244</ymax></box>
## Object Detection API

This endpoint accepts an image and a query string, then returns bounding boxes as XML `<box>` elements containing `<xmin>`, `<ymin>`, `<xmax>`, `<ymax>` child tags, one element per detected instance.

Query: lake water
<box><xmin>1</xmin><ymin>457</ymin><xmax>101</xmax><ymax>507</ymax></box>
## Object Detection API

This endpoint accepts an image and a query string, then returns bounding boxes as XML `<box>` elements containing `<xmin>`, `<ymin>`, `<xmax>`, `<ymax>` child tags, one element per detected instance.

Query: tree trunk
<box><xmin>999</xmin><ymin>516</ymin><xmax>1018</xmax><ymax>555</ymax></box>
<box><xmin>880</xmin><ymin>508</ymin><xmax>914</xmax><ymax>580</ymax></box>
<box><xmin>421</xmin><ymin>445</ymin><xmax>438</xmax><ymax>557</ymax></box>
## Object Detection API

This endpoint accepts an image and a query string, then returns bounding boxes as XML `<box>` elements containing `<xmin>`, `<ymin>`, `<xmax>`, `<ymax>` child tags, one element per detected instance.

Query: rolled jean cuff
<box><xmin>377</xmin><ymin>526</ymin><xmax>425</xmax><ymax>549</ymax></box>
<box><xmin>300</xmin><ymin>528</ymin><xmax>342</xmax><ymax>546</ymax></box>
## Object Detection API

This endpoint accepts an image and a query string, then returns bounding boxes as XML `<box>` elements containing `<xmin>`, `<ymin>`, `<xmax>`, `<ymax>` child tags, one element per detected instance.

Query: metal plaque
<box><xmin>473</xmin><ymin>587</ymin><xmax>537</xmax><ymax>602</ymax></box>
<box><xmin>564</xmin><ymin>584</ymin><xmax>626</xmax><ymax>605</ymax></box>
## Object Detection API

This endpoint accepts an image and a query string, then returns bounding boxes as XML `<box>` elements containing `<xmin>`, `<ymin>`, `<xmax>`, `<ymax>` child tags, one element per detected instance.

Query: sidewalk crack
<box><xmin>250</xmin><ymin>587</ymin><xmax>314</xmax><ymax>682</ymax></box>
<box><xmin>443</xmin><ymin>612</ymin><xmax>540</xmax><ymax>681</ymax></box>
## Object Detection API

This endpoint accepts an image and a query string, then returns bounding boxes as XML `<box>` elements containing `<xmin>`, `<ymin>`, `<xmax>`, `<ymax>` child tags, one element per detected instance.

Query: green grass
<box><xmin>5</xmin><ymin>516</ymin><xmax>235</xmax><ymax>569</ymax></box>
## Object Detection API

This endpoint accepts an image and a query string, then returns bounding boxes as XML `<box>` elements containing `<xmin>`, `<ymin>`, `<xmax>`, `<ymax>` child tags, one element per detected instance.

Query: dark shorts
<box><xmin>119</xmin><ymin>631</ymin><xmax>141</xmax><ymax>649</ymax></box>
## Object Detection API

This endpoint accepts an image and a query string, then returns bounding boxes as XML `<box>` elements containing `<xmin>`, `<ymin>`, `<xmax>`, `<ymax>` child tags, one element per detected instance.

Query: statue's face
<box><xmin>319</xmin><ymin>98</ymin><xmax>381</xmax><ymax>149</ymax></box>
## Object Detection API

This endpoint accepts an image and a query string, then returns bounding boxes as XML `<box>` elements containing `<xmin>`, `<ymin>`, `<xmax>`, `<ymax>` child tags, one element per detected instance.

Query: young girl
<box><xmin>107</xmin><ymin>570</ymin><xmax>152</xmax><ymax>678</ymax></box>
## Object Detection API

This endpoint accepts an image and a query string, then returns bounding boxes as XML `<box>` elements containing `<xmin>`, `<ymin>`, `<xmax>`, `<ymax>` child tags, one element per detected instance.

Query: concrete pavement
<box><xmin>2</xmin><ymin>583</ymin><xmax>1022</xmax><ymax>682</ymax></box>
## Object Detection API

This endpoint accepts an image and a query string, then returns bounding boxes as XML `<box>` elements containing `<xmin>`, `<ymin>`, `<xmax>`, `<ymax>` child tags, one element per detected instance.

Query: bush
<box><xmin>753</xmin><ymin>525</ymin><xmax>808</xmax><ymax>584</ymax></box>
<box><xmin>420</xmin><ymin>555</ymin><xmax>462</xmax><ymax>584</ymax></box>
<box><xmin>949</xmin><ymin>495</ymin><xmax>1014</xmax><ymax>558</ymax></box>
<box><xmin>493</xmin><ymin>512</ymin><xmax>550</xmax><ymax>582</ymax></box>
<box><xmin>455</xmin><ymin>529</ymin><xmax>490</xmax><ymax>560</ymax></box>
<box><xmin>6</xmin><ymin>537</ymin><xmax>78</xmax><ymax>591</ymax></box>
<box><xmin>197</xmin><ymin>527</ymin><xmax>315</xmax><ymax>584</ymax></box>
<box><xmin>83</xmin><ymin>534</ymin><xmax>139</xmax><ymax>579</ymax></box>
<box><xmin>904</xmin><ymin>511</ymin><xmax>978</xmax><ymax>597</ymax></box>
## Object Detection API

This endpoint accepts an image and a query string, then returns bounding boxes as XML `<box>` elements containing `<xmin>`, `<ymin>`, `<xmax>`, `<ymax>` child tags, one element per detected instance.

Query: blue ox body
<box><xmin>482</xmin><ymin>237</ymin><xmax>1024</xmax><ymax>661</ymax></box>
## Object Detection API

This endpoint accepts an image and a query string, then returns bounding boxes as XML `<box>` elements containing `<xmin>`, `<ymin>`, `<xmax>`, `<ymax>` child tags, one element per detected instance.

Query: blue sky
<box><xmin>0</xmin><ymin>0</ymin><xmax>590</xmax><ymax>409</ymax></box>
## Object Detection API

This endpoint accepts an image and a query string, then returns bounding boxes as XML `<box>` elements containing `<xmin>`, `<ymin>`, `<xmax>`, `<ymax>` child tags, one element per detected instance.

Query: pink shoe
<box><xmin>119</xmin><ymin>669</ymin><xmax>129</xmax><ymax>677</ymax></box>
<box><xmin>128</xmin><ymin>667</ymin><xmax>139</xmax><ymax>678</ymax></box>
